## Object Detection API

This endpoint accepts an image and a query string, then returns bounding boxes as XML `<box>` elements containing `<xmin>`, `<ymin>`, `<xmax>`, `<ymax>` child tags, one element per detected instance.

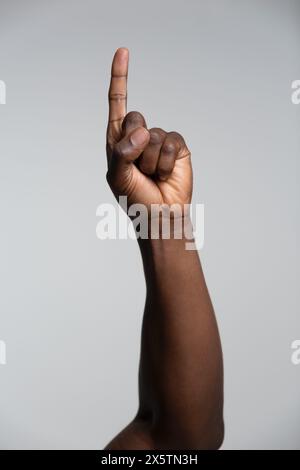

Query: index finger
<box><xmin>108</xmin><ymin>47</ymin><xmax>128</xmax><ymax>124</ymax></box>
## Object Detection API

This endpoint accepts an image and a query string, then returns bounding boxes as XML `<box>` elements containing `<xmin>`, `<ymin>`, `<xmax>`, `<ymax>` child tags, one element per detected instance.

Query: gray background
<box><xmin>0</xmin><ymin>0</ymin><xmax>299</xmax><ymax>449</ymax></box>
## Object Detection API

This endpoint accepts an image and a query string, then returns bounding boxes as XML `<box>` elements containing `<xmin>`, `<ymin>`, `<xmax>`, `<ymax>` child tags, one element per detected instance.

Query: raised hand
<box><xmin>104</xmin><ymin>48</ymin><xmax>224</xmax><ymax>451</ymax></box>
<box><xmin>106</xmin><ymin>48</ymin><xmax>193</xmax><ymax>210</ymax></box>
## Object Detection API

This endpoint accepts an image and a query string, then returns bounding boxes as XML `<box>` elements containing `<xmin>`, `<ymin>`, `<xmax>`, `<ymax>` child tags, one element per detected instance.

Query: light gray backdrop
<box><xmin>0</xmin><ymin>0</ymin><xmax>299</xmax><ymax>450</ymax></box>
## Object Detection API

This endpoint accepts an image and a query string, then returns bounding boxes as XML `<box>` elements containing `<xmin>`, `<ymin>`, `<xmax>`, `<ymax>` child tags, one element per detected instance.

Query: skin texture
<box><xmin>105</xmin><ymin>48</ymin><xmax>224</xmax><ymax>450</ymax></box>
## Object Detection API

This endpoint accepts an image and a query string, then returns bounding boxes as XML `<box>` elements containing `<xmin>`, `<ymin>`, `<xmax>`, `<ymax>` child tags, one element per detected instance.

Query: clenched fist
<box><xmin>106</xmin><ymin>48</ymin><xmax>193</xmax><ymax>211</ymax></box>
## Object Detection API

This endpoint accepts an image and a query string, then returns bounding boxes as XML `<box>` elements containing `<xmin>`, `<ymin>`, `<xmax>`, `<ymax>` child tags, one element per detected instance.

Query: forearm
<box><xmin>136</xmin><ymin>220</ymin><xmax>224</xmax><ymax>449</ymax></box>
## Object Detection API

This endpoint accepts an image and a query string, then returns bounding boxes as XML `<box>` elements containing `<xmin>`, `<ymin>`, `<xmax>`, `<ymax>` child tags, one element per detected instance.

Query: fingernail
<box><xmin>130</xmin><ymin>127</ymin><xmax>149</xmax><ymax>146</ymax></box>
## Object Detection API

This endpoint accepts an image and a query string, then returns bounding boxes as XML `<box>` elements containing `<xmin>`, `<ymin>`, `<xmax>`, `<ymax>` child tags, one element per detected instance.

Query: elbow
<box><xmin>201</xmin><ymin>418</ymin><xmax>224</xmax><ymax>449</ymax></box>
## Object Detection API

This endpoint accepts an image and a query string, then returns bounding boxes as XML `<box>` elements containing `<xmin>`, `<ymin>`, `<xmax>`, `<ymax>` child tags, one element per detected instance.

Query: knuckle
<box><xmin>149</xmin><ymin>127</ymin><xmax>166</xmax><ymax>145</ymax></box>
<box><xmin>113</xmin><ymin>143</ymin><xmax>124</xmax><ymax>159</ymax></box>
<box><xmin>168</xmin><ymin>131</ymin><xmax>185</xmax><ymax>144</ymax></box>
<box><xmin>162</xmin><ymin>140</ymin><xmax>176</xmax><ymax>154</ymax></box>
<box><xmin>108</xmin><ymin>92</ymin><xmax>127</xmax><ymax>100</ymax></box>
<box><xmin>123</xmin><ymin>110</ymin><xmax>145</xmax><ymax>125</ymax></box>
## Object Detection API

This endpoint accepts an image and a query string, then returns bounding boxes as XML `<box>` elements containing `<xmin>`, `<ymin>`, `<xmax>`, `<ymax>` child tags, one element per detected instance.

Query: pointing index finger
<box><xmin>108</xmin><ymin>47</ymin><xmax>128</xmax><ymax>124</ymax></box>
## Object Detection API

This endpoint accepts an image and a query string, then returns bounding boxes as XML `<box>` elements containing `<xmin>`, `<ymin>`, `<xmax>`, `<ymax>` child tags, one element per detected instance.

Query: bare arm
<box><xmin>104</xmin><ymin>48</ymin><xmax>224</xmax><ymax>450</ymax></box>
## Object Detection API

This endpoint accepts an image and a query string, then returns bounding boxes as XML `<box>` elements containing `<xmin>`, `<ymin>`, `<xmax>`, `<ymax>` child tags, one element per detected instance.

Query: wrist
<box><xmin>136</xmin><ymin>214</ymin><xmax>195</xmax><ymax>256</ymax></box>
<box><xmin>137</xmin><ymin>215</ymin><xmax>197</xmax><ymax>278</ymax></box>
<box><xmin>128</xmin><ymin>203</ymin><xmax>193</xmax><ymax>241</ymax></box>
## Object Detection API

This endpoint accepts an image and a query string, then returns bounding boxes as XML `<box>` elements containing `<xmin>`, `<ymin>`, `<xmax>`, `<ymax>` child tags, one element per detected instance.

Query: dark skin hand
<box><xmin>105</xmin><ymin>48</ymin><xmax>224</xmax><ymax>450</ymax></box>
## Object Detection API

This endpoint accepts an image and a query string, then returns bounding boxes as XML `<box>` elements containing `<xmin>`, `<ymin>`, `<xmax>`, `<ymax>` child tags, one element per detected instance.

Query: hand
<box><xmin>106</xmin><ymin>48</ymin><xmax>193</xmax><ymax>211</ymax></box>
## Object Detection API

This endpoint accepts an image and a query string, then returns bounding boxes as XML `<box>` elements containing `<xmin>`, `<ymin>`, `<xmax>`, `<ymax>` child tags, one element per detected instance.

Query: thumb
<box><xmin>107</xmin><ymin>126</ymin><xmax>150</xmax><ymax>190</ymax></box>
<box><xmin>114</xmin><ymin>126</ymin><xmax>150</xmax><ymax>163</ymax></box>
